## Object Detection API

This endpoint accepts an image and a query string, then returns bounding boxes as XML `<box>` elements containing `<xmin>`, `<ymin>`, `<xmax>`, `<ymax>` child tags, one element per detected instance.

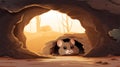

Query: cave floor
<box><xmin>0</xmin><ymin>56</ymin><xmax>120</xmax><ymax>67</ymax></box>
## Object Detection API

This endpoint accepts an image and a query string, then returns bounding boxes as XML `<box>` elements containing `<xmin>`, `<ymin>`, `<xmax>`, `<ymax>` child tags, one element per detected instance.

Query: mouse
<box><xmin>57</xmin><ymin>39</ymin><xmax>79</xmax><ymax>56</ymax></box>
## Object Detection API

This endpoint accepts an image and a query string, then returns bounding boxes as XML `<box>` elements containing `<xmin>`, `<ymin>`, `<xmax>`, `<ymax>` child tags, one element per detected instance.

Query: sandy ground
<box><xmin>0</xmin><ymin>56</ymin><xmax>120</xmax><ymax>67</ymax></box>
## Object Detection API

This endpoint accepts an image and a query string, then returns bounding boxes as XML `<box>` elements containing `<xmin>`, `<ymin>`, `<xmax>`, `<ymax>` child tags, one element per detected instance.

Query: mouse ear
<box><xmin>70</xmin><ymin>39</ymin><xmax>75</xmax><ymax>45</ymax></box>
<box><xmin>57</xmin><ymin>40</ymin><xmax>63</xmax><ymax>47</ymax></box>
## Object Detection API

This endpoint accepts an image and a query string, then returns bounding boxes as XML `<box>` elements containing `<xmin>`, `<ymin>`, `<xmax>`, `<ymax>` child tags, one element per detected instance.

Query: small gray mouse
<box><xmin>57</xmin><ymin>39</ymin><xmax>79</xmax><ymax>55</ymax></box>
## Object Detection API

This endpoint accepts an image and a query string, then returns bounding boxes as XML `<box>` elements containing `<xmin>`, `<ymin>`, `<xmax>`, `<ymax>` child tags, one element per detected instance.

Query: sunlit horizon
<box><xmin>24</xmin><ymin>10</ymin><xmax>85</xmax><ymax>33</ymax></box>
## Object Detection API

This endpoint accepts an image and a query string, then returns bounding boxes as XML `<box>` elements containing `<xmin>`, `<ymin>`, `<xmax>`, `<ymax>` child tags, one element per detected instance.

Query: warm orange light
<box><xmin>24</xmin><ymin>10</ymin><xmax>85</xmax><ymax>33</ymax></box>
<box><xmin>24</xmin><ymin>10</ymin><xmax>86</xmax><ymax>54</ymax></box>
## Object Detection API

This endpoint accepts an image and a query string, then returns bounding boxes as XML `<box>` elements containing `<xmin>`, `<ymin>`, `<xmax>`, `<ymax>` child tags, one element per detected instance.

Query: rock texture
<box><xmin>0</xmin><ymin>0</ymin><xmax>120</xmax><ymax>58</ymax></box>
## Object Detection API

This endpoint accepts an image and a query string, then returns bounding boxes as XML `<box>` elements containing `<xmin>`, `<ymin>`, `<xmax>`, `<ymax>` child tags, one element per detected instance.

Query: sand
<box><xmin>0</xmin><ymin>56</ymin><xmax>120</xmax><ymax>67</ymax></box>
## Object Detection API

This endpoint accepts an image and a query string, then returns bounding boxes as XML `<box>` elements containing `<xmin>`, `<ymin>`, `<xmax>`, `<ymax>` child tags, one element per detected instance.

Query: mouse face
<box><xmin>57</xmin><ymin>39</ymin><xmax>79</xmax><ymax>55</ymax></box>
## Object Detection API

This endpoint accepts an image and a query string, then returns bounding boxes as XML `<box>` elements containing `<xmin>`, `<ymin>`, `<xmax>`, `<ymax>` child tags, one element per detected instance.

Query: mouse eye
<box><xmin>71</xmin><ymin>46</ymin><xmax>74</xmax><ymax>49</ymax></box>
<box><xmin>63</xmin><ymin>46</ymin><xmax>67</xmax><ymax>49</ymax></box>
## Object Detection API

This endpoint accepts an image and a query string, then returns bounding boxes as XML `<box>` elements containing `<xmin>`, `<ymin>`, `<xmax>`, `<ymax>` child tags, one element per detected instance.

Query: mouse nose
<box><xmin>65</xmin><ymin>50</ymin><xmax>73</xmax><ymax>54</ymax></box>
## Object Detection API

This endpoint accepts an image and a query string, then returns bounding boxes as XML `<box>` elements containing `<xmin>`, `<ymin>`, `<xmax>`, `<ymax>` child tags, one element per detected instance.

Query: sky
<box><xmin>24</xmin><ymin>10</ymin><xmax>85</xmax><ymax>33</ymax></box>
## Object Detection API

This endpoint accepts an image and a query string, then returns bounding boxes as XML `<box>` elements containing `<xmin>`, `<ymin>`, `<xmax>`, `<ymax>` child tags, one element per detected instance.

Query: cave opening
<box><xmin>23</xmin><ymin>10</ymin><xmax>92</xmax><ymax>56</ymax></box>
<box><xmin>0</xmin><ymin>4</ymin><xmax>106</xmax><ymax>59</ymax></box>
